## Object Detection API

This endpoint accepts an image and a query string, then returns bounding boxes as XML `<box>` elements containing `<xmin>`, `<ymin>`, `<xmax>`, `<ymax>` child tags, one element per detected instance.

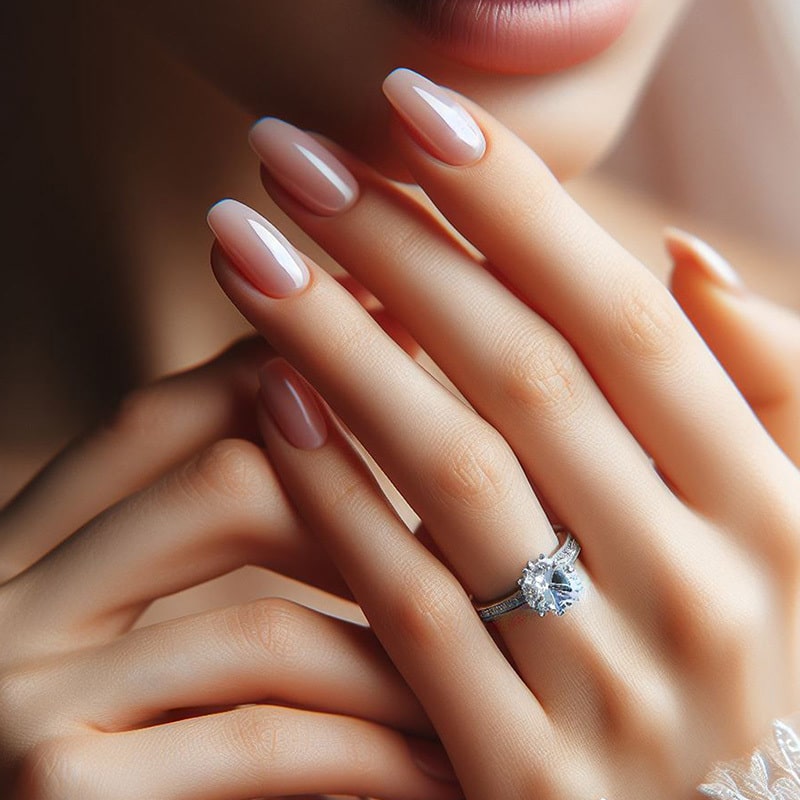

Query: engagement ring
<box><xmin>474</xmin><ymin>526</ymin><xmax>583</xmax><ymax>623</ymax></box>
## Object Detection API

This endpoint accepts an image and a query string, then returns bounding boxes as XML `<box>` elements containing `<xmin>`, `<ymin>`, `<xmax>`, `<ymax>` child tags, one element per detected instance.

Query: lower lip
<box><xmin>384</xmin><ymin>0</ymin><xmax>641</xmax><ymax>75</ymax></box>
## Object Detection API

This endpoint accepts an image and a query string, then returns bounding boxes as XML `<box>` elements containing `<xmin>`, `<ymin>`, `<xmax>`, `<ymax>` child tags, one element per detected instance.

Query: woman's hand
<box><xmin>209</xmin><ymin>69</ymin><xmax>800</xmax><ymax>799</ymax></box>
<box><xmin>0</xmin><ymin>339</ymin><xmax>460</xmax><ymax>799</ymax></box>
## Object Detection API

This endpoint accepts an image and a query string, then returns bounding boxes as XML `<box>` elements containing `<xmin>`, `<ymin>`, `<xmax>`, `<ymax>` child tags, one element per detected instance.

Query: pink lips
<box><xmin>385</xmin><ymin>0</ymin><xmax>642</xmax><ymax>75</ymax></box>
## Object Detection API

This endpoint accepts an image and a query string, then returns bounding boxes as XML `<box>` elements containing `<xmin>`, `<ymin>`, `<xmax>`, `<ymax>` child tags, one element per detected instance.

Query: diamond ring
<box><xmin>474</xmin><ymin>525</ymin><xmax>584</xmax><ymax>623</ymax></box>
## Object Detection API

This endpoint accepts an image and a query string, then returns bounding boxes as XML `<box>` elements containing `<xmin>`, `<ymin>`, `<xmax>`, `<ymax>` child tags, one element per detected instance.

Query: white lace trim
<box><xmin>699</xmin><ymin>717</ymin><xmax>800</xmax><ymax>800</ymax></box>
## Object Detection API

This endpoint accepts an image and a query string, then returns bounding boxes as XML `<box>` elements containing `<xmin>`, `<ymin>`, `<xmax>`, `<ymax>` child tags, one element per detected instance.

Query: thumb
<box><xmin>667</xmin><ymin>228</ymin><xmax>800</xmax><ymax>464</ymax></box>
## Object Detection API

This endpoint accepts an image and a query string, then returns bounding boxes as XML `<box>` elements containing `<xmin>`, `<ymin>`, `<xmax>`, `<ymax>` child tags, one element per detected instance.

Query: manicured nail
<box><xmin>258</xmin><ymin>359</ymin><xmax>327</xmax><ymax>450</ymax></box>
<box><xmin>249</xmin><ymin>118</ymin><xmax>359</xmax><ymax>216</ymax></box>
<box><xmin>207</xmin><ymin>199</ymin><xmax>309</xmax><ymax>297</ymax></box>
<box><xmin>407</xmin><ymin>738</ymin><xmax>458</xmax><ymax>783</ymax></box>
<box><xmin>382</xmin><ymin>68</ymin><xmax>486</xmax><ymax>166</ymax></box>
<box><xmin>664</xmin><ymin>227</ymin><xmax>745</xmax><ymax>293</ymax></box>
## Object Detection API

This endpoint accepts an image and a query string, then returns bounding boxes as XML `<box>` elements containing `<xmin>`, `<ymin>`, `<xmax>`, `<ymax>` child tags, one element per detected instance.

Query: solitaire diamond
<box><xmin>518</xmin><ymin>555</ymin><xmax>583</xmax><ymax>617</ymax></box>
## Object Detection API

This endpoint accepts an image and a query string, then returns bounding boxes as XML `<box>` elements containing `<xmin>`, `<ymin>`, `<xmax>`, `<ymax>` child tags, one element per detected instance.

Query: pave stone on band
<box><xmin>475</xmin><ymin>525</ymin><xmax>583</xmax><ymax>623</ymax></box>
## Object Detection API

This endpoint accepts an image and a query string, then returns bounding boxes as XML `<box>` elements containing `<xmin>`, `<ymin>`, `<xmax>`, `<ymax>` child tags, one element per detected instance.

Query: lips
<box><xmin>383</xmin><ymin>0</ymin><xmax>641</xmax><ymax>75</ymax></box>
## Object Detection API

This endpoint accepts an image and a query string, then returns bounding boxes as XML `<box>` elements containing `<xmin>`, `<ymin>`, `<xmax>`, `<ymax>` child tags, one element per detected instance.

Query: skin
<box><xmin>212</xmin><ymin>83</ymin><xmax>800</xmax><ymax>798</ymax></box>
<box><xmin>2</xmin><ymin>1</ymin><xmax>800</xmax><ymax>797</ymax></box>
<box><xmin>126</xmin><ymin>0</ymin><xmax>690</xmax><ymax>179</ymax></box>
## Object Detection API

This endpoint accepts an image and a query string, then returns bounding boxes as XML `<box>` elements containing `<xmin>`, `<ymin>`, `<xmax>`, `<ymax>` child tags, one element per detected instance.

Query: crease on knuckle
<box><xmin>322</xmin><ymin>468</ymin><xmax>377</xmax><ymax>524</ymax></box>
<box><xmin>610</xmin><ymin>278</ymin><xmax>682</xmax><ymax>364</ymax></box>
<box><xmin>322</xmin><ymin>310</ymin><xmax>384</xmax><ymax>369</ymax></box>
<box><xmin>224</xmin><ymin>598</ymin><xmax>300</xmax><ymax>670</ymax></box>
<box><xmin>182</xmin><ymin>438</ymin><xmax>272</xmax><ymax>509</ymax></box>
<box><xmin>228</xmin><ymin>708</ymin><xmax>292</xmax><ymax>771</ymax></box>
<box><xmin>392</xmin><ymin>565</ymin><xmax>469</xmax><ymax>649</ymax></box>
<box><xmin>430</xmin><ymin>424</ymin><xmax>514</xmax><ymax>511</ymax></box>
<box><xmin>497</xmin><ymin>325</ymin><xmax>587</xmax><ymax>423</ymax></box>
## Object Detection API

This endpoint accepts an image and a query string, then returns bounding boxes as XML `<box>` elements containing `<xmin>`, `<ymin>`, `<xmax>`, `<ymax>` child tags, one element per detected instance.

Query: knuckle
<box><xmin>497</xmin><ymin>326</ymin><xmax>588</xmax><ymax>422</ymax></box>
<box><xmin>185</xmin><ymin>438</ymin><xmax>272</xmax><ymax>508</ymax></box>
<box><xmin>227</xmin><ymin>707</ymin><xmax>292</xmax><ymax>768</ymax></box>
<box><xmin>609</xmin><ymin>278</ymin><xmax>683</xmax><ymax>364</ymax></box>
<box><xmin>673</xmin><ymin>574</ymin><xmax>765</xmax><ymax>679</ymax></box>
<box><xmin>392</xmin><ymin>564</ymin><xmax>470</xmax><ymax>650</ymax></box>
<box><xmin>19</xmin><ymin>738</ymin><xmax>95</xmax><ymax>800</ymax></box>
<box><xmin>430</xmin><ymin>423</ymin><xmax>515</xmax><ymax>511</ymax></box>
<box><xmin>224</xmin><ymin>598</ymin><xmax>301</xmax><ymax>668</ymax></box>
<box><xmin>324</xmin><ymin>313</ymin><xmax>384</xmax><ymax>368</ymax></box>
<box><xmin>322</xmin><ymin>467</ymin><xmax>377</xmax><ymax>523</ymax></box>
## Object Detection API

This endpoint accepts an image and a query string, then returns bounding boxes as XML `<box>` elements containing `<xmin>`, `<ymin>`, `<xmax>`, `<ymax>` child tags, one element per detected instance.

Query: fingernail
<box><xmin>258</xmin><ymin>358</ymin><xmax>327</xmax><ymax>450</ymax></box>
<box><xmin>664</xmin><ymin>227</ymin><xmax>745</xmax><ymax>293</ymax></box>
<box><xmin>407</xmin><ymin>738</ymin><xmax>458</xmax><ymax>783</ymax></box>
<box><xmin>249</xmin><ymin>118</ymin><xmax>359</xmax><ymax>216</ymax></box>
<box><xmin>207</xmin><ymin>199</ymin><xmax>310</xmax><ymax>297</ymax></box>
<box><xmin>382</xmin><ymin>68</ymin><xmax>486</xmax><ymax>166</ymax></box>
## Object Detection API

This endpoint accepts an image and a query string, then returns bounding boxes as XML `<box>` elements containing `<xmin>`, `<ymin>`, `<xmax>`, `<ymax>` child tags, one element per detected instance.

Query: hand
<box><xmin>209</xmin><ymin>69</ymin><xmax>800</xmax><ymax>799</ymax></box>
<box><xmin>667</xmin><ymin>229</ymin><xmax>800</xmax><ymax>465</ymax></box>
<box><xmin>0</xmin><ymin>339</ymin><xmax>459</xmax><ymax>799</ymax></box>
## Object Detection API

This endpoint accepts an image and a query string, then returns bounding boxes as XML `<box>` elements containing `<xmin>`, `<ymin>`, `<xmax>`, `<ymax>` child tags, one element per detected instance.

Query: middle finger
<box><xmin>245</xmin><ymin>120</ymin><xmax>680</xmax><ymax>603</ymax></box>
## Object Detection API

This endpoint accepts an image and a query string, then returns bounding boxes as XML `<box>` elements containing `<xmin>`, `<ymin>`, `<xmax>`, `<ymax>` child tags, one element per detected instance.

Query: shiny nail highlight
<box><xmin>258</xmin><ymin>359</ymin><xmax>327</xmax><ymax>450</ymax></box>
<box><xmin>382</xmin><ymin>68</ymin><xmax>486</xmax><ymax>166</ymax></box>
<box><xmin>249</xmin><ymin>118</ymin><xmax>359</xmax><ymax>216</ymax></box>
<box><xmin>665</xmin><ymin>227</ymin><xmax>745</xmax><ymax>293</ymax></box>
<box><xmin>207</xmin><ymin>199</ymin><xmax>309</xmax><ymax>297</ymax></box>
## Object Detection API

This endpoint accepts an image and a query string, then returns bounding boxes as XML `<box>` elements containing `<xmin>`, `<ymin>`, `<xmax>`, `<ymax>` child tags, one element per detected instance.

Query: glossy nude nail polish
<box><xmin>249</xmin><ymin>118</ymin><xmax>359</xmax><ymax>216</ymax></box>
<box><xmin>382</xmin><ymin>68</ymin><xmax>486</xmax><ymax>166</ymax></box>
<box><xmin>664</xmin><ymin>227</ymin><xmax>745</xmax><ymax>293</ymax></box>
<box><xmin>258</xmin><ymin>359</ymin><xmax>327</xmax><ymax>450</ymax></box>
<box><xmin>207</xmin><ymin>199</ymin><xmax>309</xmax><ymax>297</ymax></box>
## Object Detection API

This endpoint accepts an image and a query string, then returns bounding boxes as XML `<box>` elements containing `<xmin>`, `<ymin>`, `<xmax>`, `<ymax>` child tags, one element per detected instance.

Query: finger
<box><xmin>0</xmin><ymin>337</ymin><xmax>268</xmax><ymax>576</ymax></box>
<box><xmin>667</xmin><ymin>229</ymin><xmax>800</xmax><ymax>464</ymax></box>
<box><xmin>339</xmin><ymin>273</ymin><xmax>420</xmax><ymax>356</ymax></box>
<box><xmin>6</xmin><ymin>438</ymin><xmax>349</xmax><ymax>655</ymax></box>
<box><xmin>27</xmin><ymin>598</ymin><xmax>431</xmax><ymax>737</ymax></box>
<box><xmin>254</xmin><ymin>372</ymin><xmax>555</xmax><ymax>793</ymax></box>
<box><xmin>255</xmin><ymin>361</ymin><xmax>675</xmax><ymax>775</ymax></box>
<box><xmin>381</xmin><ymin>68</ymin><xmax>787</xmax><ymax>518</ymax></box>
<box><xmin>21</xmin><ymin>710</ymin><xmax>461</xmax><ymax>800</ymax></box>
<box><xmin>207</xmin><ymin>202</ymin><xmax>559</xmax><ymax>608</ymax></box>
<box><xmin>247</xmin><ymin>117</ymin><xmax>678</xmax><ymax>602</ymax></box>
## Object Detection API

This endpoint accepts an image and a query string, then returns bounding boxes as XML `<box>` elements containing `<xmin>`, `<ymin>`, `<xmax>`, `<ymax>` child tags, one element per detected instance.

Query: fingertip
<box><xmin>664</xmin><ymin>227</ymin><xmax>745</xmax><ymax>295</ymax></box>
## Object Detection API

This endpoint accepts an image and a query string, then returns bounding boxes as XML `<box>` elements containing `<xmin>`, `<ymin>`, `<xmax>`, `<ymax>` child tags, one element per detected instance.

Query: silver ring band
<box><xmin>474</xmin><ymin>525</ymin><xmax>583</xmax><ymax>623</ymax></box>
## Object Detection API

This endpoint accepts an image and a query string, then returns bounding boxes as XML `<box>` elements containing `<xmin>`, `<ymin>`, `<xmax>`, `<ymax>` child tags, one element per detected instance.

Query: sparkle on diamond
<box><xmin>518</xmin><ymin>556</ymin><xmax>581</xmax><ymax>617</ymax></box>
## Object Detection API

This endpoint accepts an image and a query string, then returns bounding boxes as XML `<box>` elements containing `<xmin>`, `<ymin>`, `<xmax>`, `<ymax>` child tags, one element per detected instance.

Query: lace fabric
<box><xmin>698</xmin><ymin>717</ymin><xmax>800</xmax><ymax>800</ymax></box>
